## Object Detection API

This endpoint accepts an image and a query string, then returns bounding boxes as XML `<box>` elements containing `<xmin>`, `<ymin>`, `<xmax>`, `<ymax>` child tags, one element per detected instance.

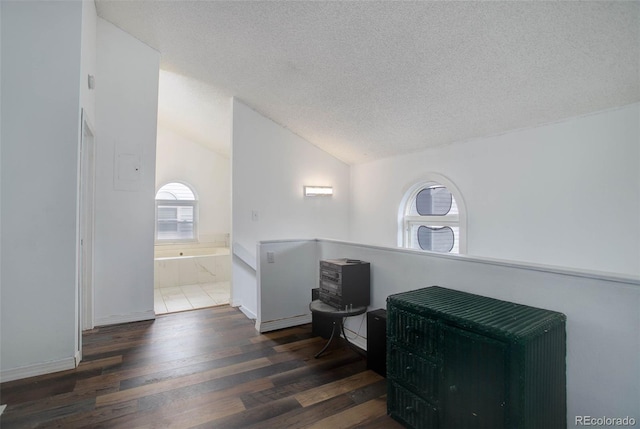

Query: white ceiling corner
<box><xmin>96</xmin><ymin>0</ymin><xmax>640</xmax><ymax>164</ymax></box>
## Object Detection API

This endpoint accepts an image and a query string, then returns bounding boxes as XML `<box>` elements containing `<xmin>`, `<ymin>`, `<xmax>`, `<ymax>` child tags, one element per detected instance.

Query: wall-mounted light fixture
<box><xmin>304</xmin><ymin>186</ymin><xmax>333</xmax><ymax>197</ymax></box>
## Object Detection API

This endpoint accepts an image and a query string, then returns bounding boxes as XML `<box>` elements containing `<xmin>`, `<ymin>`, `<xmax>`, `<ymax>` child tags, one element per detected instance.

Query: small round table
<box><xmin>309</xmin><ymin>300</ymin><xmax>367</xmax><ymax>358</ymax></box>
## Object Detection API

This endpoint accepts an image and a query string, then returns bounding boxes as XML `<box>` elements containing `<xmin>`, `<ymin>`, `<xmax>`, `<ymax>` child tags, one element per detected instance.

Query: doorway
<box><xmin>153</xmin><ymin>71</ymin><xmax>232</xmax><ymax>315</ymax></box>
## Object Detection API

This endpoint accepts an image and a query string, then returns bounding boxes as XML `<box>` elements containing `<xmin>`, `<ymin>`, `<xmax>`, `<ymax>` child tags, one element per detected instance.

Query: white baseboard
<box><xmin>256</xmin><ymin>314</ymin><xmax>312</xmax><ymax>333</ymax></box>
<box><xmin>239</xmin><ymin>306</ymin><xmax>257</xmax><ymax>320</ymax></box>
<box><xmin>0</xmin><ymin>356</ymin><xmax>76</xmax><ymax>383</ymax></box>
<box><xmin>74</xmin><ymin>350</ymin><xmax>82</xmax><ymax>367</ymax></box>
<box><xmin>95</xmin><ymin>310</ymin><xmax>156</xmax><ymax>327</ymax></box>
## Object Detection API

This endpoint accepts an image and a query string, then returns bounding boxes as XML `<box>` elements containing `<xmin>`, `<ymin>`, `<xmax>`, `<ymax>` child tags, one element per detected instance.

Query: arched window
<box><xmin>155</xmin><ymin>182</ymin><xmax>197</xmax><ymax>242</ymax></box>
<box><xmin>400</xmin><ymin>176</ymin><xmax>466</xmax><ymax>254</ymax></box>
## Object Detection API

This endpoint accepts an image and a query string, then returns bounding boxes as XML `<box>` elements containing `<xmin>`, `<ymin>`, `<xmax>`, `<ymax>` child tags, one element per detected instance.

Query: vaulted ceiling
<box><xmin>96</xmin><ymin>1</ymin><xmax>639</xmax><ymax>164</ymax></box>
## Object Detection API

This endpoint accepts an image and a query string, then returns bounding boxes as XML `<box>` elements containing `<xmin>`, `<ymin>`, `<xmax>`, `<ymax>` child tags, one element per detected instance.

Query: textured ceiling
<box><xmin>96</xmin><ymin>1</ymin><xmax>639</xmax><ymax>164</ymax></box>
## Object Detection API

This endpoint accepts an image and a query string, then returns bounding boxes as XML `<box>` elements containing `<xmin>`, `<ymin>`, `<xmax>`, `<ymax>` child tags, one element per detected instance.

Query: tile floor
<box><xmin>154</xmin><ymin>281</ymin><xmax>230</xmax><ymax>315</ymax></box>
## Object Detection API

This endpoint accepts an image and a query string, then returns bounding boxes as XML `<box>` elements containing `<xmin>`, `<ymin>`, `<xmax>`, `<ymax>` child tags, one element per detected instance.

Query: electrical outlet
<box><xmin>251</xmin><ymin>210</ymin><xmax>259</xmax><ymax>222</ymax></box>
<box><xmin>267</xmin><ymin>252</ymin><xmax>275</xmax><ymax>263</ymax></box>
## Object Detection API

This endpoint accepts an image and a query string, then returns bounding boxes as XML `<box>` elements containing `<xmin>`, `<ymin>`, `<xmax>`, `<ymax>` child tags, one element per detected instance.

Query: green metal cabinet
<box><xmin>387</xmin><ymin>286</ymin><xmax>566</xmax><ymax>429</ymax></box>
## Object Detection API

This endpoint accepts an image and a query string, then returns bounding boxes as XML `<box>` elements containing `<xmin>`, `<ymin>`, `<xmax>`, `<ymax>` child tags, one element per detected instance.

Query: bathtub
<box><xmin>154</xmin><ymin>245</ymin><xmax>230</xmax><ymax>289</ymax></box>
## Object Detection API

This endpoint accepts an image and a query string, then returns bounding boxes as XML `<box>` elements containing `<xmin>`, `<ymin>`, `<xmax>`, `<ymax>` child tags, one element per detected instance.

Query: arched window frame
<box><xmin>398</xmin><ymin>174</ymin><xmax>467</xmax><ymax>254</ymax></box>
<box><xmin>155</xmin><ymin>182</ymin><xmax>198</xmax><ymax>243</ymax></box>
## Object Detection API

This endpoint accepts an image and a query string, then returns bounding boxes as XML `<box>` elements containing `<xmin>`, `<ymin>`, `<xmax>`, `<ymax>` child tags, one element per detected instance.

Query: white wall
<box><xmin>231</xmin><ymin>253</ymin><xmax>258</xmax><ymax>318</ymax></box>
<box><xmin>350</xmin><ymin>103</ymin><xmax>640</xmax><ymax>276</ymax></box>
<box><xmin>93</xmin><ymin>18</ymin><xmax>159</xmax><ymax>326</ymax></box>
<box><xmin>1</xmin><ymin>0</ymin><xmax>83</xmax><ymax>380</ymax></box>
<box><xmin>257</xmin><ymin>238</ymin><xmax>640</xmax><ymax>425</ymax></box>
<box><xmin>80</xmin><ymin>0</ymin><xmax>97</xmax><ymax>125</ymax></box>
<box><xmin>0</xmin><ymin>3</ymin><xmax>2</xmax><ymax>354</ymax></box>
<box><xmin>76</xmin><ymin>0</ymin><xmax>97</xmax><ymax>358</ymax></box>
<box><xmin>155</xmin><ymin>126</ymin><xmax>230</xmax><ymax>243</ymax></box>
<box><xmin>231</xmin><ymin>99</ymin><xmax>350</xmax><ymax>316</ymax></box>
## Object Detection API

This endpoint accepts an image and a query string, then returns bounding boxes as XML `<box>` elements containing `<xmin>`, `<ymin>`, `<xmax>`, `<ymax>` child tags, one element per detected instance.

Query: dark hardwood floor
<box><xmin>0</xmin><ymin>305</ymin><xmax>402</xmax><ymax>428</ymax></box>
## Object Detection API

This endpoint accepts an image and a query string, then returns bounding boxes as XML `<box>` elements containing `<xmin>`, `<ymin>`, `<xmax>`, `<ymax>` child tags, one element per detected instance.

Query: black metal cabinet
<box><xmin>387</xmin><ymin>286</ymin><xmax>566</xmax><ymax>429</ymax></box>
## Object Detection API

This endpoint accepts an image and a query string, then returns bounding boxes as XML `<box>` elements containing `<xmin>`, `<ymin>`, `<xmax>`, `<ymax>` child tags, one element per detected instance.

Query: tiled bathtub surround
<box><xmin>154</xmin><ymin>235</ymin><xmax>229</xmax><ymax>256</ymax></box>
<box><xmin>154</xmin><ymin>247</ymin><xmax>230</xmax><ymax>289</ymax></box>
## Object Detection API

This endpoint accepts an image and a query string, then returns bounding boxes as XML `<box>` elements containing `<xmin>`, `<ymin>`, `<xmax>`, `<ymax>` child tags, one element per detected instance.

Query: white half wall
<box><xmin>257</xmin><ymin>238</ymin><xmax>640</xmax><ymax>425</ymax></box>
<box><xmin>256</xmin><ymin>240</ymin><xmax>317</xmax><ymax>332</ymax></box>
<box><xmin>350</xmin><ymin>103</ymin><xmax>640</xmax><ymax>276</ymax></box>
<box><xmin>93</xmin><ymin>18</ymin><xmax>159</xmax><ymax>326</ymax></box>
<box><xmin>1</xmin><ymin>0</ymin><xmax>83</xmax><ymax>380</ymax></box>
<box><xmin>155</xmin><ymin>126</ymin><xmax>230</xmax><ymax>242</ymax></box>
<box><xmin>231</xmin><ymin>99</ymin><xmax>350</xmax><ymax>316</ymax></box>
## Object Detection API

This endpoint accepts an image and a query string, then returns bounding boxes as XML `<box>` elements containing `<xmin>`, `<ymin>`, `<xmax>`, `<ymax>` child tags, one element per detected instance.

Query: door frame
<box><xmin>77</xmin><ymin>109</ymin><xmax>96</xmax><ymax>364</ymax></box>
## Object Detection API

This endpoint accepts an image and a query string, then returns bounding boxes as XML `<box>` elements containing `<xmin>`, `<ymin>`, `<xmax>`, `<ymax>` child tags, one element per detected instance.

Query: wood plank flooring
<box><xmin>0</xmin><ymin>305</ymin><xmax>403</xmax><ymax>428</ymax></box>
